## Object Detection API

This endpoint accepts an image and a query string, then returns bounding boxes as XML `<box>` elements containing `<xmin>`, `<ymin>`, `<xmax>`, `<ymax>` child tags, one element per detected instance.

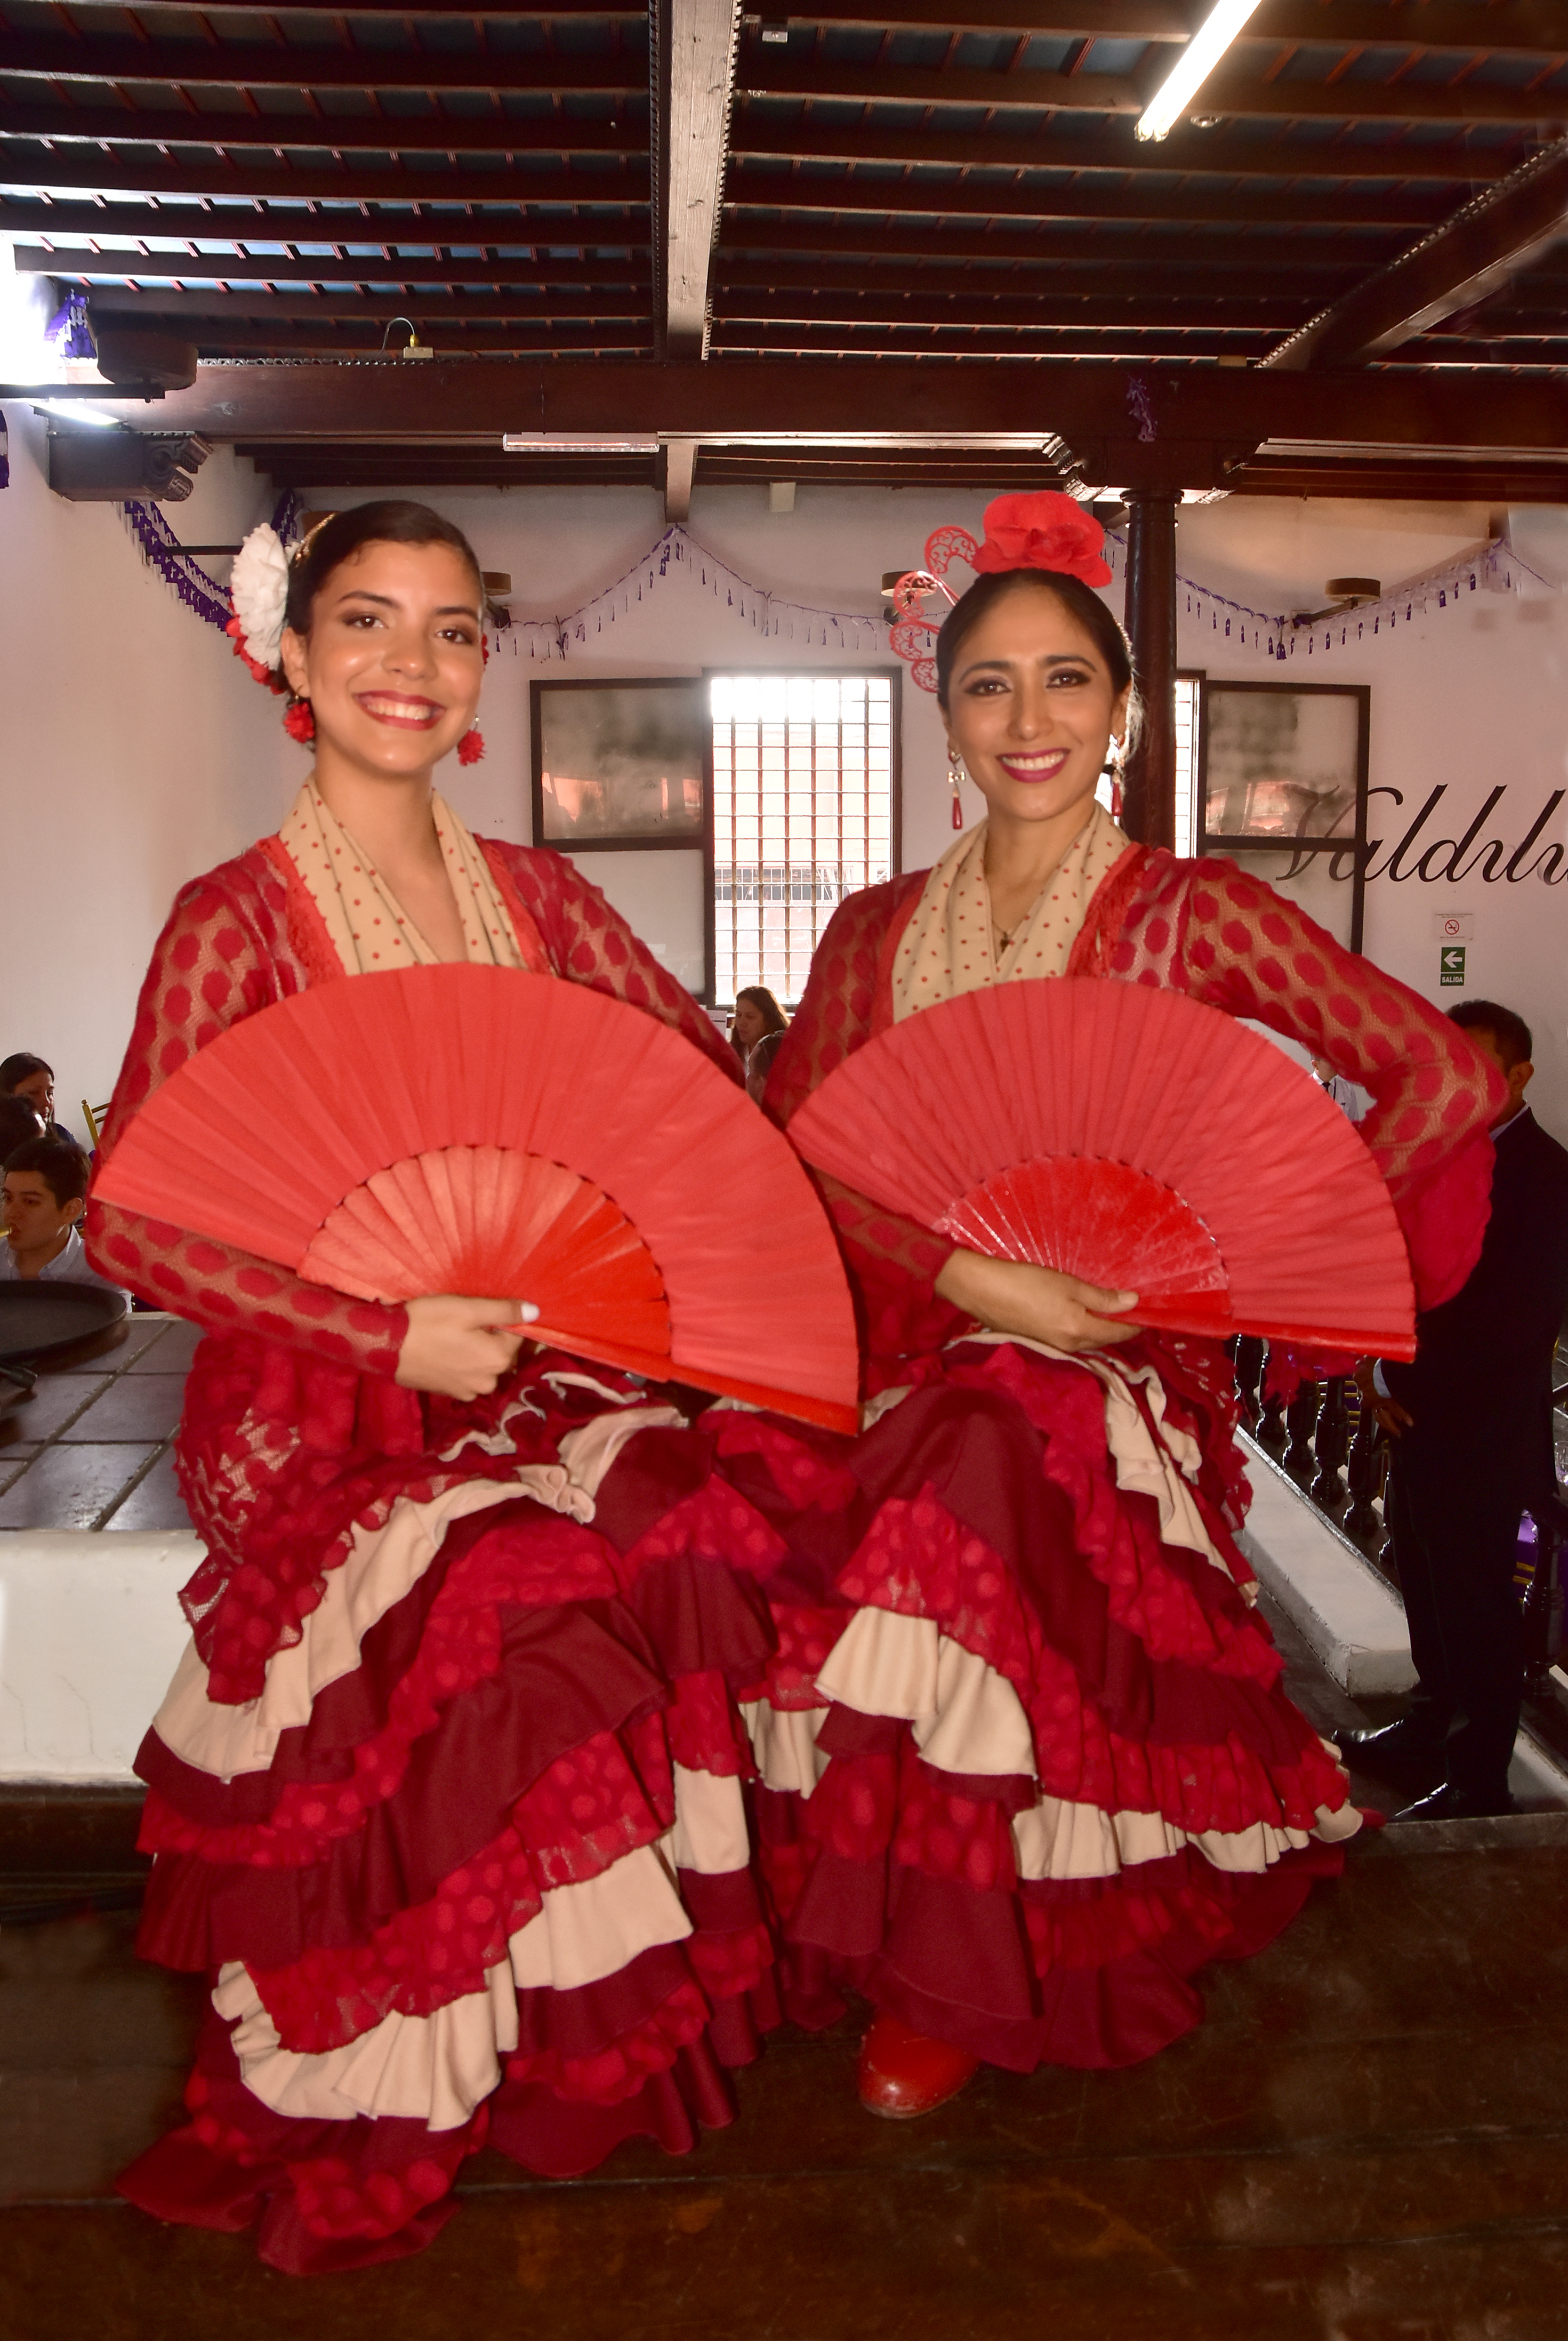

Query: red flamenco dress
<box><xmin>87</xmin><ymin>812</ymin><xmax>788</xmax><ymax>2274</ymax></box>
<box><xmin>714</xmin><ymin>828</ymin><xmax>1503</xmax><ymax>2074</ymax></box>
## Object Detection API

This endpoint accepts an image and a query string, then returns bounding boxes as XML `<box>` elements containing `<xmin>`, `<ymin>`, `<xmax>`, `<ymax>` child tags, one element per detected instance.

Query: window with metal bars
<box><xmin>711</xmin><ymin>672</ymin><xmax>898</xmax><ymax>1007</ymax></box>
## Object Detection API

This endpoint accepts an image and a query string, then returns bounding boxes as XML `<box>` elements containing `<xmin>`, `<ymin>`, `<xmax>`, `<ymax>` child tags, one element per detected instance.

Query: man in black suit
<box><xmin>1340</xmin><ymin>1000</ymin><xmax>1568</xmax><ymax>1821</ymax></box>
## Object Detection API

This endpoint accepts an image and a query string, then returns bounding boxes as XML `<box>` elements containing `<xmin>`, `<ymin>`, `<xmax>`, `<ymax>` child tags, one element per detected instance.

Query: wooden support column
<box><xmin>1119</xmin><ymin>487</ymin><xmax>1178</xmax><ymax>851</ymax></box>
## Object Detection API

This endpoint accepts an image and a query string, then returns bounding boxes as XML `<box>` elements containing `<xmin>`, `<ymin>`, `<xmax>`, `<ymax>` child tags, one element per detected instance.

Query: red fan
<box><xmin>95</xmin><ymin>965</ymin><xmax>861</xmax><ymax>1430</ymax></box>
<box><xmin>789</xmin><ymin>979</ymin><xmax>1416</xmax><ymax>1358</ymax></box>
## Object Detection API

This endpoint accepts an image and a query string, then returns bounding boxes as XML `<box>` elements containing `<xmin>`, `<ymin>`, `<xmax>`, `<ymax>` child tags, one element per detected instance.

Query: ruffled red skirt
<box><xmin>710</xmin><ymin>1336</ymin><xmax>1357</xmax><ymax>2073</ymax></box>
<box><xmin>120</xmin><ymin>1371</ymin><xmax>789</xmax><ymax>2278</ymax></box>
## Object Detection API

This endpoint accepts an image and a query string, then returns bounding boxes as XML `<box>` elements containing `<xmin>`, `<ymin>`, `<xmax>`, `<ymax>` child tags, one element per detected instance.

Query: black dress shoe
<box><xmin>1393</xmin><ymin>1780</ymin><xmax>1516</xmax><ymax>1823</ymax></box>
<box><xmin>1332</xmin><ymin>1718</ymin><xmax>1446</xmax><ymax>1781</ymax></box>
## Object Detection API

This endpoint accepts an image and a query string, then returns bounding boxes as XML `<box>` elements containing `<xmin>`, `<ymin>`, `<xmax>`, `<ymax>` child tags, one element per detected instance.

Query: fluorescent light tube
<box><xmin>1136</xmin><ymin>0</ymin><xmax>1264</xmax><ymax>142</ymax></box>
<box><xmin>41</xmin><ymin>399</ymin><xmax>120</xmax><ymax>428</ymax></box>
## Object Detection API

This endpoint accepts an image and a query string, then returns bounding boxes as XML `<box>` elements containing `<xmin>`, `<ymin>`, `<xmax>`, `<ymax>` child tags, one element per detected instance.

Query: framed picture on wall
<box><xmin>530</xmin><ymin>676</ymin><xmax>714</xmax><ymax>1002</ymax></box>
<box><xmin>1197</xmin><ymin>680</ymin><xmax>1371</xmax><ymax>953</ymax></box>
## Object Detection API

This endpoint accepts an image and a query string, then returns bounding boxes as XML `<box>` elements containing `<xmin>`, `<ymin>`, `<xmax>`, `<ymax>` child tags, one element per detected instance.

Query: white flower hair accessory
<box><xmin>226</xmin><ymin>522</ymin><xmax>295</xmax><ymax>686</ymax></box>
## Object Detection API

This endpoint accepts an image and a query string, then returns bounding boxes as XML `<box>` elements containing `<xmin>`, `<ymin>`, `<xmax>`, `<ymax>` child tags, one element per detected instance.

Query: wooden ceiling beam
<box><xmin>126</xmin><ymin>1</ymin><xmax>643</xmax><ymax>14</ymax></box>
<box><xmin>748</xmin><ymin>0</ymin><xmax>1568</xmax><ymax>59</ymax></box>
<box><xmin>718</xmin><ymin>212</ymin><xmax>1387</xmax><ymax>267</ymax></box>
<box><xmin>714</xmin><ymin>252</ymin><xmax>1353</xmax><ymax>293</ymax></box>
<box><xmin>30</xmin><ymin>247</ymin><xmax>653</xmax><ymax>287</ymax></box>
<box><xmin>182</xmin><ymin>319</ymin><xmax>657</xmax><ymax>351</ymax></box>
<box><xmin>0</xmin><ymin>103</ymin><xmax>646</xmax><ymax>158</ymax></box>
<box><xmin>726</xmin><ymin>168</ymin><xmax>1449</xmax><ymax>226</ymax></box>
<box><xmin>83</xmin><ymin>281</ymin><xmax>651</xmax><ymax>317</ymax></box>
<box><xmin>0</xmin><ymin>35</ymin><xmax>640</xmax><ymax>96</ymax></box>
<box><xmin>659</xmin><ymin>0</ymin><xmax>743</xmax><ymax>356</ymax></box>
<box><xmin>119</xmin><ymin>358</ymin><xmax>1568</xmax><ymax>475</ymax></box>
<box><xmin>742</xmin><ymin>55</ymin><xmax>1568</xmax><ymax>124</ymax></box>
<box><xmin>728</xmin><ymin>115</ymin><xmax>1524</xmax><ymax>183</ymax></box>
<box><xmin>0</xmin><ymin>153</ymin><xmax>649</xmax><ymax>206</ymax></box>
<box><xmin>1267</xmin><ymin>135</ymin><xmax>1568</xmax><ymax>366</ymax></box>
<box><xmin>0</xmin><ymin>196</ymin><xmax>652</xmax><ymax>244</ymax></box>
<box><xmin>711</xmin><ymin>324</ymin><xmax>1269</xmax><ymax>353</ymax></box>
<box><xmin>712</xmin><ymin>288</ymin><xmax>1302</xmax><ymax>326</ymax></box>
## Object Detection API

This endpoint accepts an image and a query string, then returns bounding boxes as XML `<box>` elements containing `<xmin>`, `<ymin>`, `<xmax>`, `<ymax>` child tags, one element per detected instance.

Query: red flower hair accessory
<box><xmin>970</xmin><ymin>491</ymin><xmax>1113</xmax><ymax>586</ymax></box>
<box><xmin>887</xmin><ymin>490</ymin><xmax>1113</xmax><ymax>693</ymax></box>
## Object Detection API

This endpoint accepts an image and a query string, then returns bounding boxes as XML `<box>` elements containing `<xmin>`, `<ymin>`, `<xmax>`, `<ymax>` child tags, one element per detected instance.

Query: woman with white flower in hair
<box><xmin>90</xmin><ymin>502</ymin><xmax>785</xmax><ymax>2273</ymax></box>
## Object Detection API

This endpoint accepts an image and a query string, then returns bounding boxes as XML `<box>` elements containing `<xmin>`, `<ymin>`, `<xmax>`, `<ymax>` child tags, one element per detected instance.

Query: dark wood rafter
<box><xmin>4</xmin><ymin>151</ymin><xmax>653</xmax><ymax>204</ymax></box>
<box><xmin>0</xmin><ymin>36</ymin><xmax>644</xmax><ymax>96</ymax></box>
<box><xmin>0</xmin><ymin>198</ymin><xmax>653</xmax><ymax>245</ymax></box>
<box><xmin>736</xmin><ymin>56</ymin><xmax>1568</xmax><ymax>125</ymax></box>
<box><xmin>725</xmin><ymin>175</ymin><xmax>1454</xmax><ymax>228</ymax></box>
<box><xmin>104</xmin><ymin>356</ymin><xmax>1568</xmax><ymax>451</ymax></box>
<box><xmin>0</xmin><ymin>105</ymin><xmax>648</xmax><ymax>158</ymax></box>
<box><xmin>726</xmin><ymin>119</ymin><xmax>1532</xmax><ymax>185</ymax></box>
<box><xmin>751</xmin><ymin>0</ymin><xmax>1568</xmax><ymax>51</ymax></box>
<box><xmin>1267</xmin><ymin>135</ymin><xmax>1568</xmax><ymax>367</ymax></box>
<box><xmin>717</xmin><ymin>215</ymin><xmax>1396</xmax><ymax>269</ymax></box>
<box><xmin>27</xmin><ymin>251</ymin><xmax>655</xmax><ymax>289</ymax></box>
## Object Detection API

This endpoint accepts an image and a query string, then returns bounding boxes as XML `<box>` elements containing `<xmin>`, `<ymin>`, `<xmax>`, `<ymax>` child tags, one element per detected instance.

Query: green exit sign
<box><xmin>1440</xmin><ymin>945</ymin><xmax>1466</xmax><ymax>987</ymax></box>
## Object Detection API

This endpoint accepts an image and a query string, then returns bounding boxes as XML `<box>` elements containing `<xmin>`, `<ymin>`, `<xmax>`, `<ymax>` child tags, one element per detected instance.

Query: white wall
<box><xmin>1171</xmin><ymin>497</ymin><xmax>1568</xmax><ymax>1141</ymax></box>
<box><xmin>0</xmin><ymin>400</ymin><xmax>280</xmax><ymax>1125</ymax></box>
<box><xmin>4</xmin><ymin>449</ymin><xmax>1564</xmax><ymax>1142</ymax></box>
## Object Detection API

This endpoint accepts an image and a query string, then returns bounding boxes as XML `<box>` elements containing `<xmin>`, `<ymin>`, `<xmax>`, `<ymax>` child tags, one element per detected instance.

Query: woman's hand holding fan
<box><xmin>395</xmin><ymin>1294</ymin><xmax>541</xmax><ymax>1402</ymax></box>
<box><xmin>935</xmin><ymin>1250</ymin><xmax>1140</xmax><ymax>1355</ymax></box>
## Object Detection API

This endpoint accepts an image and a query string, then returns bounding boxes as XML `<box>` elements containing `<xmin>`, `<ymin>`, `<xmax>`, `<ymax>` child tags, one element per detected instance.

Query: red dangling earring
<box><xmin>457</xmin><ymin>727</ymin><xmax>486</xmax><ymax>766</ymax></box>
<box><xmin>947</xmin><ymin>745</ymin><xmax>965</xmax><ymax>831</ymax></box>
<box><xmin>283</xmin><ymin>697</ymin><xmax>315</xmax><ymax>744</ymax></box>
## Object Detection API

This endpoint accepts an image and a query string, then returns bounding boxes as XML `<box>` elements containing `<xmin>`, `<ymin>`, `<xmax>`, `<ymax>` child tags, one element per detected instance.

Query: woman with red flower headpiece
<box><xmin>714</xmin><ymin>492</ymin><xmax>1503</xmax><ymax>2117</ymax></box>
<box><xmin>89</xmin><ymin>502</ymin><xmax>788</xmax><ymax>2272</ymax></box>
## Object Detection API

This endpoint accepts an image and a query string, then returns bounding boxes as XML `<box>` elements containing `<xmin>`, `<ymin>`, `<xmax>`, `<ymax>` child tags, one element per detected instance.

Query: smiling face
<box><xmin>279</xmin><ymin>539</ymin><xmax>485</xmax><ymax>780</ymax></box>
<box><xmin>943</xmin><ymin>579</ymin><xmax>1129</xmax><ymax>834</ymax></box>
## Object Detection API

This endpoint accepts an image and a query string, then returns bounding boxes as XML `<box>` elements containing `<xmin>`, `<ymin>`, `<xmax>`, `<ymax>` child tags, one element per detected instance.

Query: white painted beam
<box><xmin>662</xmin><ymin>0</ymin><xmax>740</xmax><ymax>358</ymax></box>
<box><xmin>664</xmin><ymin>434</ymin><xmax>697</xmax><ymax>519</ymax></box>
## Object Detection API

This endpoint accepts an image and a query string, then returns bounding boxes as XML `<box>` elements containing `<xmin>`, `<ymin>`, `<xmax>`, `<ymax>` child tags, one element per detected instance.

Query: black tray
<box><xmin>0</xmin><ymin>1281</ymin><xmax>132</xmax><ymax>1365</ymax></box>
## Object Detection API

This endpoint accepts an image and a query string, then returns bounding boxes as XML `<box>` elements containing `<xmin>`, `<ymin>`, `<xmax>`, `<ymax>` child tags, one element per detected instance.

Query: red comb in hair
<box><xmin>887</xmin><ymin>492</ymin><xmax>1113</xmax><ymax>693</ymax></box>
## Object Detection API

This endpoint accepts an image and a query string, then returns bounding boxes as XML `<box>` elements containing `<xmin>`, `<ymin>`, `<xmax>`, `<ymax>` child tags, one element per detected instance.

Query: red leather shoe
<box><xmin>857</xmin><ymin>2013</ymin><xmax>979</xmax><ymax>2119</ymax></box>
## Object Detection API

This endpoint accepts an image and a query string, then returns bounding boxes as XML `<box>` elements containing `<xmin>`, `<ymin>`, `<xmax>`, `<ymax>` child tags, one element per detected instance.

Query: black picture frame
<box><xmin>1197</xmin><ymin>679</ymin><xmax>1371</xmax><ymax>955</ymax></box>
<box><xmin>530</xmin><ymin>675</ymin><xmax>715</xmax><ymax>1004</ymax></box>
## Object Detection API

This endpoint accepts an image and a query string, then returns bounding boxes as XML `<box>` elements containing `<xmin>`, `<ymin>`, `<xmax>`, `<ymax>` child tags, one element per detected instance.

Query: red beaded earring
<box><xmin>947</xmin><ymin>745</ymin><xmax>965</xmax><ymax>831</ymax></box>
<box><xmin>457</xmin><ymin>727</ymin><xmax>486</xmax><ymax>766</ymax></box>
<box><xmin>283</xmin><ymin>698</ymin><xmax>316</xmax><ymax>744</ymax></box>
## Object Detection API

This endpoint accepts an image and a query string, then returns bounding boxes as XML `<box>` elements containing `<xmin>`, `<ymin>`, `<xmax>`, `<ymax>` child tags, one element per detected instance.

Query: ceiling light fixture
<box><xmin>501</xmin><ymin>432</ymin><xmax>660</xmax><ymax>454</ymax></box>
<box><xmin>40</xmin><ymin>398</ymin><xmax>120</xmax><ymax>428</ymax></box>
<box><xmin>1135</xmin><ymin>0</ymin><xmax>1263</xmax><ymax>142</ymax></box>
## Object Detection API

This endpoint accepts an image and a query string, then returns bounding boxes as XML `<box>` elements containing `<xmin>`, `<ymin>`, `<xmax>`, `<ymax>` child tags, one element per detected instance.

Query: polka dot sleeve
<box><xmin>1111</xmin><ymin>854</ymin><xmax>1506</xmax><ymax>1310</ymax></box>
<box><xmin>493</xmin><ymin>843</ymin><xmax>742</xmax><ymax>1081</ymax></box>
<box><xmin>84</xmin><ymin>877</ymin><xmax>410</xmax><ymax>1376</ymax></box>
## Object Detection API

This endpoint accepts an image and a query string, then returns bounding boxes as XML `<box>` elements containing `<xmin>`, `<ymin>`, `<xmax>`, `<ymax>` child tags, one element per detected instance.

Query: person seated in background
<box><xmin>0</xmin><ymin>1095</ymin><xmax>45</xmax><ymax>1161</ymax></box>
<box><xmin>730</xmin><ymin>984</ymin><xmax>789</xmax><ymax>1105</ymax></box>
<box><xmin>1342</xmin><ymin>1000</ymin><xmax>1568</xmax><ymax>1820</ymax></box>
<box><xmin>1</xmin><ymin>1133</ymin><xmax>129</xmax><ymax>1299</ymax></box>
<box><xmin>0</xmin><ymin>1053</ymin><xmax>74</xmax><ymax>1144</ymax></box>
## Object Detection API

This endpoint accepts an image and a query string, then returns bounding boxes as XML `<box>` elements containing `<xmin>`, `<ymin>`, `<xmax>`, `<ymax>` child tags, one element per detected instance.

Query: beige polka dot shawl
<box><xmin>278</xmin><ymin>781</ymin><xmax>529</xmax><ymax>974</ymax></box>
<box><xmin>890</xmin><ymin>799</ymin><xmax>1129</xmax><ymax>1021</ymax></box>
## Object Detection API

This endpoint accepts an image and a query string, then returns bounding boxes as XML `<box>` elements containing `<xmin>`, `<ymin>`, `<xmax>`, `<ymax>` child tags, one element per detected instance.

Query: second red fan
<box><xmin>788</xmin><ymin>977</ymin><xmax>1416</xmax><ymax>1358</ymax></box>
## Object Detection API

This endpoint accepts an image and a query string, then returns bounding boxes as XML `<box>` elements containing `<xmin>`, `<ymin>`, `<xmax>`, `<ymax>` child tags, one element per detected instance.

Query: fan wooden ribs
<box><xmin>791</xmin><ymin>979</ymin><xmax>1416</xmax><ymax>1359</ymax></box>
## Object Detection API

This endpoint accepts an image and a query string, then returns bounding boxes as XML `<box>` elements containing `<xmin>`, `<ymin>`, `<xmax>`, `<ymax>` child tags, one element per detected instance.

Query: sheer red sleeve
<box><xmin>496</xmin><ymin>843</ymin><xmax>741</xmax><ymax>1082</ymax></box>
<box><xmin>85</xmin><ymin>875</ymin><xmax>410</xmax><ymax>1374</ymax></box>
<box><xmin>1131</xmin><ymin>857</ymin><xmax>1505</xmax><ymax>1309</ymax></box>
<box><xmin>765</xmin><ymin>884</ymin><xmax>962</xmax><ymax>1368</ymax></box>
